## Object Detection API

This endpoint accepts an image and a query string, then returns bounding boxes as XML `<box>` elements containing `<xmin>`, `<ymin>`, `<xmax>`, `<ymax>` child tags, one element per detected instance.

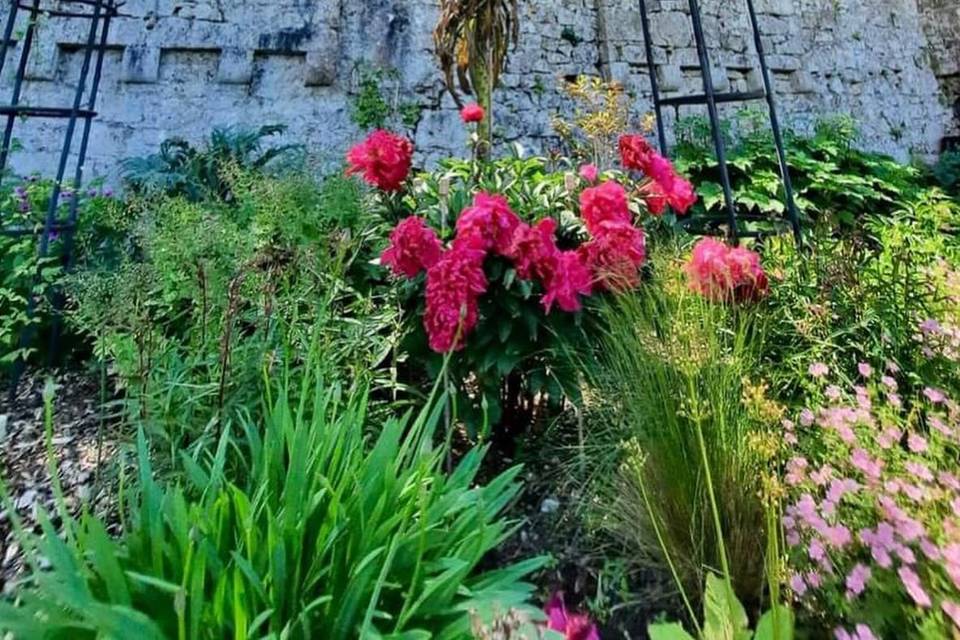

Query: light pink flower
<box><xmin>578</xmin><ymin>164</ymin><xmax>599</xmax><ymax>183</ymax></box>
<box><xmin>924</xmin><ymin>387</ymin><xmax>946</xmax><ymax>404</ymax></box>
<box><xmin>943</xmin><ymin>601</ymin><xmax>960</xmax><ymax>630</ymax></box>
<box><xmin>907</xmin><ymin>432</ymin><xmax>928</xmax><ymax>453</ymax></box>
<box><xmin>858</xmin><ymin>362</ymin><xmax>873</xmax><ymax>378</ymax></box>
<box><xmin>809</xmin><ymin>362</ymin><xmax>829</xmax><ymax>378</ymax></box>
<box><xmin>898</xmin><ymin>566</ymin><xmax>931</xmax><ymax>608</ymax></box>
<box><xmin>845</xmin><ymin>563</ymin><xmax>871</xmax><ymax>599</ymax></box>
<box><xmin>790</xmin><ymin>573</ymin><xmax>807</xmax><ymax>596</ymax></box>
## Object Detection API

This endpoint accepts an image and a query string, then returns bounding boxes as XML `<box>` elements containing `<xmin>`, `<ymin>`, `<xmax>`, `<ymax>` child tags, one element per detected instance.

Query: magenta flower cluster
<box><xmin>784</xmin><ymin>360</ymin><xmax>960</xmax><ymax>638</ymax></box>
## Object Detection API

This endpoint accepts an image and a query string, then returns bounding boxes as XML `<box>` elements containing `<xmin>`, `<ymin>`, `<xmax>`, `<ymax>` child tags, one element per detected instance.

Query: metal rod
<box><xmin>0</xmin><ymin>0</ymin><xmax>39</xmax><ymax>186</ymax></box>
<box><xmin>687</xmin><ymin>0</ymin><xmax>739</xmax><ymax>243</ymax></box>
<box><xmin>637</xmin><ymin>0</ymin><xmax>667</xmax><ymax>154</ymax></box>
<box><xmin>0</xmin><ymin>0</ymin><xmax>20</xmax><ymax>81</ymax></box>
<box><xmin>50</xmin><ymin>7</ymin><xmax>113</xmax><ymax>358</ymax></box>
<box><xmin>745</xmin><ymin>0</ymin><xmax>802</xmax><ymax>244</ymax></box>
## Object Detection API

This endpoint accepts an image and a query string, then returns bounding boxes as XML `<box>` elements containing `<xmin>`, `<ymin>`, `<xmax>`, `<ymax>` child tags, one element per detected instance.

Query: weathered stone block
<box><xmin>121</xmin><ymin>45</ymin><xmax>161</xmax><ymax>83</ymax></box>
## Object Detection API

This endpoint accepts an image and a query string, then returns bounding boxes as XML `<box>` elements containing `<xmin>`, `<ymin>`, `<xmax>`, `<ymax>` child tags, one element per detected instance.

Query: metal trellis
<box><xmin>638</xmin><ymin>0</ymin><xmax>802</xmax><ymax>244</ymax></box>
<box><xmin>0</xmin><ymin>0</ymin><xmax>119</xmax><ymax>388</ymax></box>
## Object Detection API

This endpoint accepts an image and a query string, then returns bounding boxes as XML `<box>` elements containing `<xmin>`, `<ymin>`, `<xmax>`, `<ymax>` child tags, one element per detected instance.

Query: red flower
<box><xmin>640</xmin><ymin>171</ymin><xmax>697</xmax><ymax>216</ymax></box>
<box><xmin>345</xmin><ymin>129</ymin><xmax>413</xmax><ymax>192</ymax></box>
<box><xmin>619</xmin><ymin>134</ymin><xmax>656</xmax><ymax>173</ymax></box>
<box><xmin>455</xmin><ymin>192</ymin><xmax>522</xmax><ymax>256</ymax></box>
<box><xmin>460</xmin><ymin>103</ymin><xmax>486</xmax><ymax>123</ymax></box>
<box><xmin>579</xmin><ymin>181</ymin><xmax>630</xmax><ymax>236</ymax></box>
<box><xmin>579</xmin><ymin>220</ymin><xmax>647</xmax><ymax>290</ymax></box>
<box><xmin>542</xmin><ymin>250</ymin><xmax>593</xmax><ymax>313</ymax></box>
<box><xmin>508</xmin><ymin>218</ymin><xmax>560</xmax><ymax>282</ymax></box>
<box><xmin>381</xmin><ymin>216</ymin><xmax>443</xmax><ymax>279</ymax></box>
<box><xmin>685</xmin><ymin>237</ymin><xmax>769</xmax><ymax>303</ymax></box>
<box><xmin>424</xmin><ymin>245</ymin><xmax>488</xmax><ymax>353</ymax></box>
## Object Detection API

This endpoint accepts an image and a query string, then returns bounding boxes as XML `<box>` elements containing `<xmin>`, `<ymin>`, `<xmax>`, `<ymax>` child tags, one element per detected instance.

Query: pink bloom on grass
<box><xmin>800</xmin><ymin>408</ymin><xmax>815</xmax><ymax>427</ymax></box>
<box><xmin>881</xmin><ymin>375</ymin><xmax>898</xmax><ymax>390</ymax></box>
<box><xmin>943</xmin><ymin>601</ymin><xmax>960</xmax><ymax>630</ymax></box>
<box><xmin>898</xmin><ymin>566</ymin><xmax>931</xmax><ymax>608</ymax></box>
<box><xmin>809</xmin><ymin>362</ymin><xmax>829</xmax><ymax>378</ymax></box>
<box><xmin>851</xmin><ymin>449</ymin><xmax>883</xmax><ymax>480</ymax></box>
<box><xmin>835</xmin><ymin>625</ymin><xmax>879</xmax><ymax>640</ymax></box>
<box><xmin>845</xmin><ymin>563</ymin><xmax>871</xmax><ymax>599</ymax></box>
<box><xmin>858</xmin><ymin>362</ymin><xmax>873</xmax><ymax>378</ymax></box>
<box><xmin>545</xmin><ymin>592</ymin><xmax>599</xmax><ymax>640</ymax></box>
<box><xmin>924</xmin><ymin>387</ymin><xmax>947</xmax><ymax>404</ymax></box>
<box><xmin>825</xmin><ymin>385</ymin><xmax>842</xmax><ymax>401</ymax></box>
<box><xmin>790</xmin><ymin>573</ymin><xmax>807</xmax><ymax>596</ymax></box>
<box><xmin>907</xmin><ymin>432</ymin><xmax>928</xmax><ymax>453</ymax></box>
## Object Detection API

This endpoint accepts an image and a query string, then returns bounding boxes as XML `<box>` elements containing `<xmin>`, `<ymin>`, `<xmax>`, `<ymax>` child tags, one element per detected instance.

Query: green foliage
<box><xmin>0</xmin><ymin>178</ymin><xmax>118</xmax><ymax>374</ymax></box>
<box><xmin>673</xmin><ymin>111</ymin><xmax>933</xmax><ymax>231</ymax></box>
<box><xmin>0</xmin><ymin>363</ymin><xmax>546</xmax><ymax>638</ymax></box>
<box><xmin>934</xmin><ymin>149</ymin><xmax>960</xmax><ymax>195</ymax></box>
<box><xmin>648</xmin><ymin>575</ymin><xmax>794</xmax><ymax>640</ymax></box>
<box><xmin>350</xmin><ymin>65</ymin><xmax>421</xmax><ymax>132</ymax></box>
<box><xmin>762</xmin><ymin>191</ymin><xmax>960</xmax><ymax>398</ymax></box>
<box><xmin>120</xmin><ymin>125</ymin><xmax>304</xmax><ymax>202</ymax></box>
<box><xmin>67</xmin><ymin>169</ymin><xmax>399</xmax><ymax>456</ymax></box>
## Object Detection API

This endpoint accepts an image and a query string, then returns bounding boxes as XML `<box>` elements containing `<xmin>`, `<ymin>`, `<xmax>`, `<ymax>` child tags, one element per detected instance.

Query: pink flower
<box><xmin>380</xmin><ymin>216</ymin><xmax>442</xmax><ymax>278</ymax></box>
<box><xmin>898</xmin><ymin>566</ymin><xmax>931</xmax><ymax>608</ymax></box>
<box><xmin>835</xmin><ymin>625</ymin><xmax>879</xmax><ymax>640</ymax></box>
<box><xmin>460</xmin><ymin>103</ymin><xmax>485</xmax><ymax>123</ymax></box>
<box><xmin>850</xmin><ymin>448</ymin><xmax>883</xmax><ymax>480</ymax></box>
<box><xmin>542</xmin><ymin>251</ymin><xmax>593</xmax><ymax>313</ymax></box>
<box><xmin>907</xmin><ymin>432</ymin><xmax>928</xmax><ymax>453</ymax></box>
<box><xmin>808</xmin><ymin>362</ymin><xmax>829</xmax><ymax>378</ymax></box>
<box><xmin>455</xmin><ymin>192</ymin><xmax>522</xmax><ymax>256</ymax></box>
<box><xmin>579</xmin><ymin>221</ymin><xmax>647</xmax><ymax>291</ymax></box>
<box><xmin>845</xmin><ymin>563</ymin><xmax>871</xmax><ymax>599</ymax></box>
<box><xmin>800</xmin><ymin>408</ymin><xmax>815</xmax><ymax>427</ymax></box>
<box><xmin>881</xmin><ymin>375</ymin><xmax>898</xmax><ymax>390</ymax></box>
<box><xmin>789</xmin><ymin>573</ymin><xmax>807</xmax><ymax>596</ymax></box>
<box><xmin>544</xmin><ymin>592</ymin><xmax>600</xmax><ymax>640</ymax></box>
<box><xmin>858</xmin><ymin>362</ymin><xmax>873</xmax><ymax>378</ymax></box>
<box><xmin>579</xmin><ymin>181</ymin><xmax>631</xmax><ymax>236</ymax></box>
<box><xmin>346</xmin><ymin>129</ymin><xmax>414</xmax><ymax>192</ymax></box>
<box><xmin>423</xmin><ymin>246</ymin><xmax>488</xmax><ymax>352</ymax></box>
<box><xmin>579</xmin><ymin>164</ymin><xmax>599</xmax><ymax>183</ymax></box>
<box><xmin>825</xmin><ymin>385</ymin><xmax>842</xmax><ymax>401</ymax></box>
<box><xmin>685</xmin><ymin>238</ymin><xmax>768</xmax><ymax>303</ymax></box>
<box><xmin>943</xmin><ymin>601</ymin><xmax>960</xmax><ymax>630</ymax></box>
<box><xmin>923</xmin><ymin>387</ymin><xmax>946</xmax><ymax>404</ymax></box>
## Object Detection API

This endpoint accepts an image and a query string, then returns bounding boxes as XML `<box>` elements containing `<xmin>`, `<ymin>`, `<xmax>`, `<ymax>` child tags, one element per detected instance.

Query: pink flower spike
<box><xmin>858</xmin><ymin>362</ymin><xmax>873</xmax><ymax>378</ymax></box>
<box><xmin>924</xmin><ymin>387</ymin><xmax>946</xmax><ymax>404</ymax></box>
<box><xmin>790</xmin><ymin>573</ymin><xmax>807</xmax><ymax>597</ymax></box>
<box><xmin>907</xmin><ymin>432</ymin><xmax>929</xmax><ymax>453</ymax></box>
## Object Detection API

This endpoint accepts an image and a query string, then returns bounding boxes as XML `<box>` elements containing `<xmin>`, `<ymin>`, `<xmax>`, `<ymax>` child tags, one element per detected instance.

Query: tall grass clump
<box><xmin>584</xmin><ymin>252</ymin><xmax>780</xmax><ymax>616</ymax></box>
<box><xmin>0</xmin><ymin>357</ymin><xmax>546</xmax><ymax>638</ymax></box>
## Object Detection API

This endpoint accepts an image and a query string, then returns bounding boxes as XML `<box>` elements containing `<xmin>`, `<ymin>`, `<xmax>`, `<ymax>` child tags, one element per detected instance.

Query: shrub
<box><xmin>120</xmin><ymin>125</ymin><xmax>304</xmax><ymax>201</ymax></box>
<box><xmin>0</xmin><ymin>177</ymin><xmax>118</xmax><ymax>375</ymax></box>
<box><xmin>761</xmin><ymin>192</ymin><xmax>960</xmax><ymax>399</ymax></box>
<box><xmin>673</xmin><ymin>111</ymin><xmax>934</xmax><ymax>232</ymax></box>
<box><xmin>0</xmin><ymin>364</ymin><xmax>547</xmax><ymax>638</ymax></box>
<box><xmin>67</xmin><ymin>169</ymin><xmax>397</xmax><ymax>455</ymax></box>
<box><xmin>782</xmin><ymin>364</ymin><xmax>960</xmax><ymax>638</ymax></box>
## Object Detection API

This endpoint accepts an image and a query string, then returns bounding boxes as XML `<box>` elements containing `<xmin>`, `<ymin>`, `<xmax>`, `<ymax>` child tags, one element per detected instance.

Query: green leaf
<box><xmin>753</xmin><ymin>606</ymin><xmax>794</xmax><ymax>640</ymax></box>
<box><xmin>703</xmin><ymin>574</ymin><xmax>750</xmax><ymax>640</ymax></box>
<box><xmin>648</xmin><ymin>622</ymin><xmax>697</xmax><ymax>640</ymax></box>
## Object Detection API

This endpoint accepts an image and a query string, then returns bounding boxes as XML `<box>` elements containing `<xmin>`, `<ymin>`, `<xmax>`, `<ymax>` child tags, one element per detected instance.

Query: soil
<box><xmin>0</xmin><ymin>369</ymin><xmax>120</xmax><ymax>593</ymax></box>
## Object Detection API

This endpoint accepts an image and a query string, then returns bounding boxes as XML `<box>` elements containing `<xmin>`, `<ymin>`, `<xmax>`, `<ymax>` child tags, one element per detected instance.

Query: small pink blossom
<box><xmin>907</xmin><ymin>432</ymin><xmax>928</xmax><ymax>453</ymax></box>
<box><xmin>809</xmin><ymin>362</ymin><xmax>829</xmax><ymax>378</ymax></box>
<box><xmin>857</xmin><ymin>362</ymin><xmax>873</xmax><ymax>378</ymax></box>
<box><xmin>845</xmin><ymin>563</ymin><xmax>871</xmax><ymax>599</ymax></box>
<box><xmin>800</xmin><ymin>408</ymin><xmax>815</xmax><ymax>426</ymax></box>
<box><xmin>898</xmin><ymin>566</ymin><xmax>931</xmax><ymax>608</ymax></box>
<box><xmin>881</xmin><ymin>375</ymin><xmax>898</xmax><ymax>390</ymax></box>
<box><xmin>943</xmin><ymin>601</ymin><xmax>960</xmax><ymax>630</ymax></box>
<box><xmin>825</xmin><ymin>385</ymin><xmax>842</xmax><ymax>401</ymax></box>
<box><xmin>923</xmin><ymin>387</ymin><xmax>946</xmax><ymax>404</ymax></box>
<box><xmin>790</xmin><ymin>573</ymin><xmax>808</xmax><ymax>596</ymax></box>
<box><xmin>578</xmin><ymin>164</ymin><xmax>599</xmax><ymax>183</ymax></box>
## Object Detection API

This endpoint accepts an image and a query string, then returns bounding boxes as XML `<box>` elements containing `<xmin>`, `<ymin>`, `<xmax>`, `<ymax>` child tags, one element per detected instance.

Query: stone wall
<box><xmin>1</xmin><ymin>0</ymin><xmax>957</xmax><ymax>180</ymax></box>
